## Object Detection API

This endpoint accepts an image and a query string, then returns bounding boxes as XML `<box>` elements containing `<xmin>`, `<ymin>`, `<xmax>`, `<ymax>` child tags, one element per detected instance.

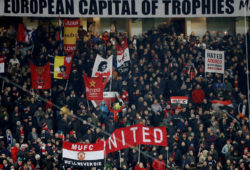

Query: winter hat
<box><xmin>35</xmin><ymin>154</ymin><xmax>40</xmax><ymax>160</ymax></box>
<box><xmin>69</xmin><ymin>131</ymin><xmax>75</xmax><ymax>135</ymax></box>
<box><xmin>20</xmin><ymin>130</ymin><xmax>24</xmax><ymax>138</ymax></box>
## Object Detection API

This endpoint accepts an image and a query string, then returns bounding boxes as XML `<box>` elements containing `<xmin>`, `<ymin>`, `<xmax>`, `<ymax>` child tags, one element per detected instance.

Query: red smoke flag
<box><xmin>17</xmin><ymin>24</ymin><xmax>27</xmax><ymax>43</ymax></box>
<box><xmin>83</xmin><ymin>75</ymin><xmax>104</xmax><ymax>101</ymax></box>
<box><xmin>30</xmin><ymin>62</ymin><xmax>51</xmax><ymax>89</ymax></box>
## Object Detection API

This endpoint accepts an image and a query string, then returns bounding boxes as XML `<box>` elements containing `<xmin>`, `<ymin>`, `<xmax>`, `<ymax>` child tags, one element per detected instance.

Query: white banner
<box><xmin>170</xmin><ymin>96</ymin><xmax>188</xmax><ymax>104</ymax></box>
<box><xmin>92</xmin><ymin>54</ymin><xmax>113</xmax><ymax>79</ymax></box>
<box><xmin>91</xmin><ymin>91</ymin><xmax>123</xmax><ymax>108</ymax></box>
<box><xmin>63</xmin><ymin>141</ymin><xmax>104</xmax><ymax>167</ymax></box>
<box><xmin>205</xmin><ymin>49</ymin><xmax>224</xmax><ymax>74</ymax></box>
<box><xmin>0</xmin><ymin>0</ymin><xmax>249</xmax><ymax>18</ymax></box>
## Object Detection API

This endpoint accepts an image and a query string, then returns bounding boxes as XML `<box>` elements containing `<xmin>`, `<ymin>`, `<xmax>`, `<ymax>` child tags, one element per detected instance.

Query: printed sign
<box><xmin>205</xmin><ymin>49</ymin><xmax>224</xmax><ymax>74</ymax></box>
<box><xmin>1</xmin><ymin>0</ymin><xmax>249</xmax><ymax>18</ymax></box>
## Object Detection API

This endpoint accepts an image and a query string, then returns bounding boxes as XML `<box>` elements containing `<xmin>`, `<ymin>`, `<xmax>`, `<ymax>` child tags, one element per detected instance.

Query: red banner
<box><xmin>17</xmin><ymin>23</ymin><xmax>26</xmax><ymax>43</ymax></box>
<box><xmin>105</xmin><ymin>124</ymin><xmax>167</xmax><ymax>154</ymax></box>
<box><xmin>83</xmin><ymin>75</ymin><xmax>104</xmax><ymax>100</ymax></box>
<box><xmin>30</xmin><ymin>62</ymin><xmax>51</xmax><ymax>89</ymax></box>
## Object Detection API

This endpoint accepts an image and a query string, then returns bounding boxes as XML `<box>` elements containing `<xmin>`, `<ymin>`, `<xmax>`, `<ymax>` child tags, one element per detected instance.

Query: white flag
<box><xmin>205</xmin><ymin>49</ymin><xmax>224</xmax><ymax>74</ymax></box>
<box><xmin>0</xmin><ymin>56</ymin><xmax>4</xmax><ymax>73</ymax></box>
<box><xmin>92</xmin><ymin>54</ymin><xmax>112</xmax><ymax>79</ymax></box>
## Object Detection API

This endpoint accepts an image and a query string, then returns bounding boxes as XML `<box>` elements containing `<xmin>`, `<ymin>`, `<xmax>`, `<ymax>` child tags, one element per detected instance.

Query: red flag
<box><xmin>105</xmin><ymin>124</ymin><xmax>167</xmax><ymax>154</ymax></box>
<box><xmin>83</xmin><ymin>74</ymin><xmax>104</xmax><ymax>100</ymax></box>
<box><xmin>56</xmin><ymin>16</ymin><xmax>62</xmax><ymax>41</ymax></box>
<box><xmin>30</xmin><ymin>62</ymin><xmax>51</xmax><ymax>89</ymax></box>
<box><xmin>17</xmin><ymin>24</ymin><xmax>27</xmax><ymax>43</ymax></box>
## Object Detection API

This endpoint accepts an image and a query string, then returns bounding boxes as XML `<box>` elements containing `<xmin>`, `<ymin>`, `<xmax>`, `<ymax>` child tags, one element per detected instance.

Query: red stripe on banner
<box><xmin>64</xmin><ymin>44</ymin><xmax>76</xmax><ymax>54</ymax></box>
<box><xmin>63</xmin><ymin>141</ymin><xmax>104</xmax><ymax>152</ymax></box>
<box><xmin>0</xmin><ymin>56</ymin><xmax>4</xmax><ymax>63</ymax></box>
<box><xmin>64</xmin><ymin>19</ymin><xmax>80</xmax><ymax>27</ymax></box>
<box><xmin>63</xmin><ymin>54</ymin><xmax>73</xmax><ymax>79</ymax></box>
<box><xmin>170</xmin><ymin>96</ymin><xmax>188</xmax><ymax>100</ymax></box>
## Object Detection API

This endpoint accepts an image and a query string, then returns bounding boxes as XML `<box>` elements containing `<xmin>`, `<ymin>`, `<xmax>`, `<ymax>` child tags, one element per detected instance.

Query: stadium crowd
<box><xmin>0</xmin><ymin>20</ymin><xmax>249</xmax><ymax>170</ymax></box>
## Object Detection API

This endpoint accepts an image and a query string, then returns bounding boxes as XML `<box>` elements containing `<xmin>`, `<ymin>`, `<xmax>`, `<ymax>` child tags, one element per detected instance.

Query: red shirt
<box><xmin>122</xmin><ymin>91</ymin><xmax>129</xmax><ymax>103</ymax></box>
<box><xmin>152</xmin><ymin>159</ymin><xmax>166</xmax><ymax>170</ymax></box>
<box><xmin>11</xmin><ymin>146</ymin><xmax>19</xmax><ymax>163</ymax></box>
<box><xmin>108</xmin><ymin>106</ymin><xmax>123</xmax><ymax>122</ymax></box>
<box><xmin>134</xmin><ymin>164</ymin><xmax>146</xmax><ymax>170</ymax></box>
<box><xmin>192</xmin><ymin>88</ymin><xmax>205</xmax><ymax>104</ymax></box>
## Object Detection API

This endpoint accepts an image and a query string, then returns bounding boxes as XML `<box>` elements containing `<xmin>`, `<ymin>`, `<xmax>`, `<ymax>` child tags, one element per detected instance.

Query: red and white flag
<box><xmin>84</xmin><ymin>74</ymin><xmax>105</xmax><ymax>101</ymax></box>
<box><xmin>30</xmin><ymin>62</ymin><xmax>51</xmax><ymax>89</ymax></box>
<box><xmin>210</xmin><ymin>100</ymin><xmax>233</xmax><ymax>107</ymax></box>
<box><xmin>117</xmin><ymin>38</ymin><xmax>130</xmax><ymax>68</ymax></box>
<box><xmin>170</xmin><ymin>96</ymin><xmax>188</xmax><ymax>105</ymax></box>
<box><xmin>63</xmin><ymin>141</ymin><xmax>104</xmax><ymax>168</ymax></box>
<box><xmin>0</xmin><ymin>56</ymin><xmax>4</xmax><ymax>73</ymax></box>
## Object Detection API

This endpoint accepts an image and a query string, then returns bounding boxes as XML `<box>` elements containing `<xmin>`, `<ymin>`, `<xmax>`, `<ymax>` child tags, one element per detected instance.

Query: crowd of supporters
<box><xmin>0</xmin><ymin>20</ymin><xmax>249</xmax><ymax>170</ymax></box>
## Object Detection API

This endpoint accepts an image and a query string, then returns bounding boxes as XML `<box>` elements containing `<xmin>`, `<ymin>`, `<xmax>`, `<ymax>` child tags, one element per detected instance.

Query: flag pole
<box><xmin>138</xmin><ymin>144</ymin><xmax>141</xmax><ymax>163</ymax></box>
<box><xmin>119</xmin><ymin>150</ymin><xmax>121</xmax><ymax>168</ymax></box>
<box><xmin>104</xmin><ymin>138</ymin><xmax>106</xmax><ymax>169</ymax></box>
<box><xmin>166</xmin><ymin>147</ymin><xmax>169</xmax><ymax>168</ymax></box>
<box><xmin>1</xmin><ymin>80</ymin><xmax>4</xmax><ymax>93</ymax></box>
<box><xmin>109</xmin><ymin>77</ymin><xmax>112</xmax><ymax>108</ymax></box>
<box><xmin>243</xmin><ymin>2</ymin><xmax>250</xmax><ymax>129</ymax></box>
<box><xmin>87</xmin><ymin>100</ymin><xmax>91</xmax><ymax>114</ymax></box>
<box><xmin>64</xmin><ymin>79</ymin><xmax>69</xmax><ymax>91</ymax></box>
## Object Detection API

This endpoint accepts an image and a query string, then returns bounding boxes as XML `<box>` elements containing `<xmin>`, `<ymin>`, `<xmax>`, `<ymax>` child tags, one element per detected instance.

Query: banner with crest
<box><xmin>63</xmin><ymin>141</ymin><xmax>104</xmax><ymax>168</ymax></box>
<box><xmin>54</xmin><ymin>54</ymin><xmax>73</xmax><ymax>79</ymax></box>
<box><xmin>30</xmin><ymin>62</ymin><xmax>51</xmax><ymax>89</ymax></box>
